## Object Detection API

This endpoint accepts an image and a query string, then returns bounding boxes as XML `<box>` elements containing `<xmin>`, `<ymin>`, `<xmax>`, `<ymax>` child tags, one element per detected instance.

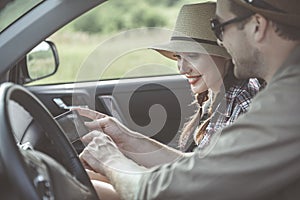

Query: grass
<box><xmin>28</xmin><ymin>0</ymin><xmax>212</xmax><ymax>85</ymax></box>
<box><xmin>31</xmin><ymin>28</ymin><xmax>178</xmax><ymax>85</ymax></box>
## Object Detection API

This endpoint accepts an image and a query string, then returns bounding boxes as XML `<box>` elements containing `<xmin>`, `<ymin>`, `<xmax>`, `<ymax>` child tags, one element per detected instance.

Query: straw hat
<box><xmin>232</xmin><ymin>0</ymin><xmax>300</xmax><ymax>28</ymax></box>
<box><xmin>151</xmin><ymin>2</ymin><xmax>230</xmax><ymax>60</ymax></box>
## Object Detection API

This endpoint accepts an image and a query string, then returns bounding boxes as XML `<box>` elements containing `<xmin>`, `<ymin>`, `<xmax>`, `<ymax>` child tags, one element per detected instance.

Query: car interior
<box><xmin>0</xmin><ymin>0</ymin><xmax>198</xmax><ymax>199</ymax></box>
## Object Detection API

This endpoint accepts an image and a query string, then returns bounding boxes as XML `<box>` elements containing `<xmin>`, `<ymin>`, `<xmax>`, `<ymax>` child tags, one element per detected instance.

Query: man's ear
<box><xmin>253</xmin><ymin>14</ymin><xmax>268</xmax><ymax>42</ymax></box>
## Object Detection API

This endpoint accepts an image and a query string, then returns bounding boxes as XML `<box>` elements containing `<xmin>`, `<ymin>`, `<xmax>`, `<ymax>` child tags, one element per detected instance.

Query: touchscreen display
<box><xmin>54</xmin><ymin>110</ymin><xmax>89</xmax><ymax>144</ymax></box>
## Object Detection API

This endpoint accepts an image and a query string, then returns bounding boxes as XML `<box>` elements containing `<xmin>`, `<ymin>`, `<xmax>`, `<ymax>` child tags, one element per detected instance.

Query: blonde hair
<box><xmin>179</xmin><ymin>61</ymin><xmax>239</xmax><ymax>151</ymax></box>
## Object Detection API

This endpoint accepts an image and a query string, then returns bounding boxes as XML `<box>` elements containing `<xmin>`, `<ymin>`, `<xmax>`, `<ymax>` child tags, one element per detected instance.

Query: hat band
<box><xmin>171</xmin><ymin>36</ymin><xmax>218</xmax><ymax>46</ymax></box>
<box><xmin>242</xmin><ymin>0</ymin><xmax>285</xmax><ymax>13</ymax></box>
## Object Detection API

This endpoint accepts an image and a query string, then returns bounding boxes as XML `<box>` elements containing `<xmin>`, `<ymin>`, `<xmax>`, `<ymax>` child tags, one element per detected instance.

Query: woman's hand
<box><xmin>74</xmin><ymin>107</ymin><xmax>138</xmax><ymax>148</ymax></box>
<box><xmin>75</xmin><ymin>108</ymin><xmax>182</xmax><ymax>168</ymax></box>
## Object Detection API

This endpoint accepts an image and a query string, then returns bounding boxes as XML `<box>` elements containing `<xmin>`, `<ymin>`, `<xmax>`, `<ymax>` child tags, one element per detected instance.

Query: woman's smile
<box><xmin>186</xmin><ymin>74</ymin><xmax>203</xmax><ymax>85</ymax></box>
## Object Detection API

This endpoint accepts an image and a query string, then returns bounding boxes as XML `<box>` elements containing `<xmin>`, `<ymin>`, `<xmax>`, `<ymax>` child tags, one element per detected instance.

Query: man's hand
<box><xmin>80</xmin><ymin>130</ymin><xmax>146</xmax><ymax>175</ymax></box>
<box><xmin>75</xmin><ymin>108</ymin><xmax>183</xmax><ymax>168</ymax></box>
<box><xmin>79</xmin><ymin>130</ymin><xmax>147</xmax><ymax>200</ymax></box>
<box><xmin>80</xmin><ymin>130</ymin><xmax>123</xmax><ymax>175</ymax></box>
<box><xmin>85</xmin><ymin>169</ymin><xmax>110</xmax><ymax>183</ymax></box>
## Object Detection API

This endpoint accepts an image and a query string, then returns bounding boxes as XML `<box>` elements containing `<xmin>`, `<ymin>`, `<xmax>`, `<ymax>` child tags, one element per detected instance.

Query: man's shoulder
<box><xmin>272</xmin><ymin>45</ymin><xmax>300</xmax><ymax>82</ymax></box>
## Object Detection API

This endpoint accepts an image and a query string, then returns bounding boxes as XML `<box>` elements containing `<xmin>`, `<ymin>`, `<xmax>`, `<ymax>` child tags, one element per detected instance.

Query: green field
<box><xmin>32</xmin><ymin>29</ymin><xmax>179</xmax><ymax>85</ymax></box>
<box><xmin>3</xmin><ymin>0</ymin><xmax>211</xmax><ymax>85</ymax></box>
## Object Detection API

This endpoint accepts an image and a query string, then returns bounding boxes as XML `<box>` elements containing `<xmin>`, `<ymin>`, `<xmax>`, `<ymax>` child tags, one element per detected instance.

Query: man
<box><xmin>80</xmin><ymin>0</ymin><xmax>300</xmax><ymax>199</ymax></box>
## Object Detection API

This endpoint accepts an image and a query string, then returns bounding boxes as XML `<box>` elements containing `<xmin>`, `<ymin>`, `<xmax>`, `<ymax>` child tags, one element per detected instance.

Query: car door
<box><xmin>8</xmin><ymin>0</ymin><xmax>198</xmax><ymax>149</ymax></box>
<box><xmin>27</xmin><ymin>74</ymin><xmax>195</xmax><ymax>148</ymax></box>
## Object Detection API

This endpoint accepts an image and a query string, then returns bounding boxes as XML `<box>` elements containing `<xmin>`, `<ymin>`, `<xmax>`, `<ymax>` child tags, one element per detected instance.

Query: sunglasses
<box><xmin>211</xmin><ymin>0</ymin><xmax>284</xmax><ymax>42</ymax></box>
<box><xmin>210</xmin><ymin>14</ymin><xmax>252</xmax><ymax>42</ymax></box>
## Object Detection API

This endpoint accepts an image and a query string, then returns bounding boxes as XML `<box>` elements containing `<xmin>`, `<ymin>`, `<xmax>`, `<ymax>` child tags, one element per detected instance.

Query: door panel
<box><xmin>27</xmin><ymin>75</ymin><xmax>196</xmax><ymax>148</ymax></box>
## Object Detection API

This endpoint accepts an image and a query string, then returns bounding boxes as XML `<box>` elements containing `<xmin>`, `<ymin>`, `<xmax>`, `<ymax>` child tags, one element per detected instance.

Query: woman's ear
<box><xmin>253</xmin><ymin>14</ymin><xmax>269</xmax><ymax>43</ymax></box>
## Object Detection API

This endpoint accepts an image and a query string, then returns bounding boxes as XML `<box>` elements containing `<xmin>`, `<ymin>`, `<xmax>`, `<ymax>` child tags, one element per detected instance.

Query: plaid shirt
<box><xmin>197</xmin><ymin>78</ymin><xmax>263</xmax><ymax>149</ymax></box>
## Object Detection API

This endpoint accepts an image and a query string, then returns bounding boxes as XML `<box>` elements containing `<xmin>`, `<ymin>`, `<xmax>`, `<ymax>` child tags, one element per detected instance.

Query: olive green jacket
<box><xmin>137</xmin><ymin>45</ymin><xmax>300</xmax><ymax>200</ymax></box>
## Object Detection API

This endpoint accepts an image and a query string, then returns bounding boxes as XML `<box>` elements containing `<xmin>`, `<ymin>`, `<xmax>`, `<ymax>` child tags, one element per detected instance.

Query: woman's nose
<box><xmin>177</xmin><ymin>59</ymin><xmax>192</xmax><ymax>75</ymax></box>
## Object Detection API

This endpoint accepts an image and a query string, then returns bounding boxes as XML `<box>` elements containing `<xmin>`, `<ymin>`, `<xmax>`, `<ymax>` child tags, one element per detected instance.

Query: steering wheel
<box><xmin>0</xmin><ymin>83</ymin><xmax>99</xmax><ymax>199</ymax></box>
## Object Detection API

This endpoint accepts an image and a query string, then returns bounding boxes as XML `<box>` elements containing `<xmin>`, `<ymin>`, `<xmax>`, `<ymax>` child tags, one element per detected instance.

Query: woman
<box><xmin>149</xmin><ymin>2</ymin><xmax>262</xmax><ymax>152</ymax></box>
<box><xmin>76</xmin><ymin>2</ymin><xmax>262</xmax><ymax>198</ymax></box>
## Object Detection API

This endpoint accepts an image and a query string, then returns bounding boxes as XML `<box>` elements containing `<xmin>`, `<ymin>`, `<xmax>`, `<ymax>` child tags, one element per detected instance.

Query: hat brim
<box><xmin>233</xmin><ymin>0</ymin><xmax>300</xmax><ymax>28</ymax></box>
<box><xmin>150</xmin><ymin>40</ymin><xmax>230</xmax><ymax>60</ymax></box>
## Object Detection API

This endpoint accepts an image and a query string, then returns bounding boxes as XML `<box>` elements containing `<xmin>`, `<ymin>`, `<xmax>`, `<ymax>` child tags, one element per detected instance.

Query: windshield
<box><xmin>0</xmin><ymin>0</ymin><xmax>43</xmax><ymax>33</ymax></box>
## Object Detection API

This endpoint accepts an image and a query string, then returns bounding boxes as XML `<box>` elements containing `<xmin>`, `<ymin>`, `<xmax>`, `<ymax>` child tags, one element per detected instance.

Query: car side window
<box><xmin>27</xmin><ymin>0</ymin><xmax>201</xmax><ymax>85</ymax></box>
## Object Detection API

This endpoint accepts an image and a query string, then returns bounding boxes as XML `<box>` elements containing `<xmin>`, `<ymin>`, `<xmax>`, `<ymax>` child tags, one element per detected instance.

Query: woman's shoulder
<box><xmin>247</xmin><ymin>78</ymin><xmax>265</xmax><ymax>92</ymax></box>
<box><xmin>229</xmin><ymin>78</ymin><xmax>263</xmax><ymax>97</ymax></box>
<box><xmin>226</xmin><ymin>78</ymin><xmax>264</xmax><ymax>112</ymax></box>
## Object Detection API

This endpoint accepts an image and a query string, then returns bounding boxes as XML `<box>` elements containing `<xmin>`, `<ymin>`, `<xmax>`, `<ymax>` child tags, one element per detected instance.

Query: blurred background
<box><xmin>1</xmin><ymin>0</ymin><xmax>211</xmax><ymax>84</ymax></box>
